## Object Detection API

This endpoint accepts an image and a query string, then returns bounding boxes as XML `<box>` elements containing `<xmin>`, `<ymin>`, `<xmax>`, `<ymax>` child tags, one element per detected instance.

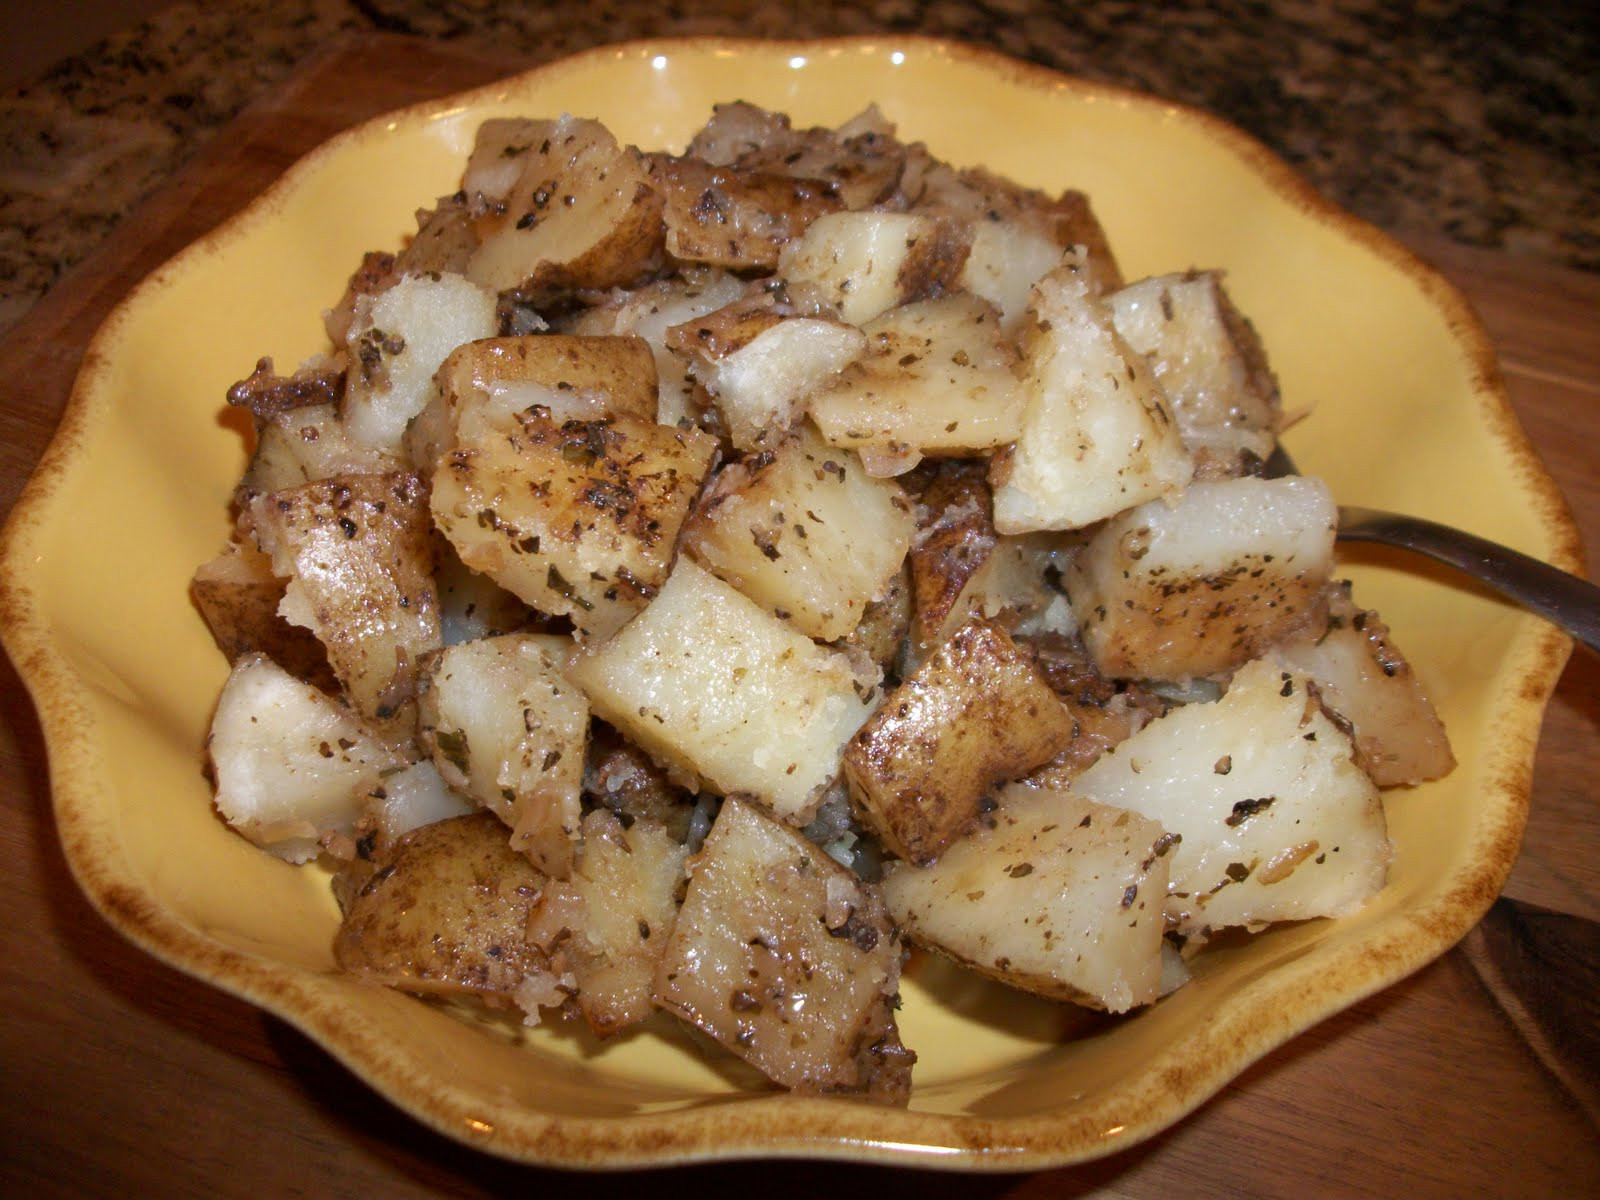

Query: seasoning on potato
<box><xmin>197</xmin><ymin>100</ymin><xmax>1453</xmax><ymax>1102</ymax></box>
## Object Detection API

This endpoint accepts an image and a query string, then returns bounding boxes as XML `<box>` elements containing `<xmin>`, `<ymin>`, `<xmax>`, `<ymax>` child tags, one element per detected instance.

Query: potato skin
<box><xmin>334</xmin><ymin>811</ymin><xmax>547</xmax><ymax>999</ymax></box>
<box><xmin>190</xmin><ymin>542</ymin><xmax>333</xmax><ymax>688</ymax></box>
<box><xmin>250</xmin><ymin>470</ymin><xmax>441</xmax><ymax>721</ymax></box>
<box><xmin>651</xmin><ymin>797</ymin><xmax>912</xmax><ymax>1101</ymax></box>
<box><xmin>844</xmin><ymin>616</ymin><xmax>1075</xmax><ymax>864</ymax></box>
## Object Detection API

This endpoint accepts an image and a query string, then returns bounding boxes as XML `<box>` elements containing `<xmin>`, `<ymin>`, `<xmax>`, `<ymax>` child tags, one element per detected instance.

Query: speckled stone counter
<box><xmin>1</xmin><ymin>0</ymin><xmax>1595</xmax><ymax>336</ymax></box>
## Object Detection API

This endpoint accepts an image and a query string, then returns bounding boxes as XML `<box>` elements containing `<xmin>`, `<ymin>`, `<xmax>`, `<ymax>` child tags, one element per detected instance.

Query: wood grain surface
<box><xmin>2</xmin><ymin>34</ymin><xmax>1596</xmax><ymax>1198</ymax></box>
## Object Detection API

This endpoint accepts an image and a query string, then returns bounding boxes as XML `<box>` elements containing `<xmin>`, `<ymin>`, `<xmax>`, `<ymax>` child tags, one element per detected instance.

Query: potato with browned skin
<box><xmin>1066</xmin><ymin>475</ymin><xmax>1337</xmax><ymax>682</ymax></box>
<box><xmin>411</xmin><ymin>333</ymin><xmax>659</xmax><ymax>472</ymax></box>
<box><xmin>844</xmin><ymin>616</ymin><xmax>1075</xmax><ymax>864</ymax></box>
<box><xmin>653</xmin><ymin>797</ymin><xmax>913</xmax><ymax>1100</ymax></box>
<box><xmin>431</xmin><ymin>411</ymin><xmax>717</xmax><ymax>639</ymax></box>
<box><xmin>687</xmin><ymin>101</ymin><xmax>907</xmax><ymax>210</ymax></box>
<box><xmin>648</xmin><ymin>153</ymin><xmax>845</xmax><ymax>272</ymax></box>
<box><xmin>465</xmin><ymin>115</ymin><xmax>665</xmax><ymax>303</ymax></box>
<box><xmin>334</xmin><ymin>811</ymin><xmax>549</xmax><ymax>1002</ymax></box>
<box><xmin>191</xmin><ymin>540</ymin><xmax>333</xmax><ymax>687</ymax></box>
<box><xmin>1271</xmin><ymin>582</ymin><xmax>1454</xmax><ymax>787</ymax></box>
<box><xmin>249</xmin><ymin>470</ymin><xmax>440</xmax><ymax>723</ymax></box>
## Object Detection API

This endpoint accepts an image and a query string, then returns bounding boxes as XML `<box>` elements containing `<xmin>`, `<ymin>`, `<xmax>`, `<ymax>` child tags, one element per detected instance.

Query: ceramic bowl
<box><xmin>0</xmin><ymin>36</ymin><xmax>1577</xmax><ymax>1169</ymax></box>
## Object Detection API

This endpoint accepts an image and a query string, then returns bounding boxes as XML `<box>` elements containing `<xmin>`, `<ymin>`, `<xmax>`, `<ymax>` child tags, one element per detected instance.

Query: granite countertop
<box><xmin>1</xmin><ymin>0</ymin><xmax>1595</xmax><ymax>338</ymax></box>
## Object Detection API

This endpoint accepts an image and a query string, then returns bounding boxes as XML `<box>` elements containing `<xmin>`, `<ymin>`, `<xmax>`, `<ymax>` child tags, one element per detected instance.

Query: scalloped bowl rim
<box><xmin>0</xmin><ymin>35</ymin><xmax>1577</xmax><ymax>1171</ymax></box>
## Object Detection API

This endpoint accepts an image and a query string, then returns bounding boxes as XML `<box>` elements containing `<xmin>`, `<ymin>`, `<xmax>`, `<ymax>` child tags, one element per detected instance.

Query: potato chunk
<box><xmin>466</xmin><ymin>115</ymin><xmax>664</xmax><ymax>300</ymax></box>
<box><xmin>1067</xmin><ymin>475</ymin><xmax>1337</xmax><ymax>681</ymax></box>
<box><xmin>565</xmin><ymin>269</ymin><xmax>746</xmax><ymax>426</ymax></box>
<box><xmin>652</xmin><ymin>797</ymin><xmax>912</xmax><ymax>1099</ymax></box>
<box><xmin>882</xmin><ymin>787</ymin><xmax>1169</xmax><ymax>1012</ymax></box>
<box><xmin>904</xmin><ymin>462</ymin><xmax>1069</xmax><ymax>662</ymax></box>
<box><xmin>687</xmin><ymin>101</ymin><xmax>907</xmax><ymax>210</ymax></box>
<box><xmin>1073</xmin><ymin>658</ymin><xmax>1390</xmax><ymax>935</ymax></box>
<box><xmin>333</xmin><ymin>811</ymin><xmax>549</xmax><ymax>1000</ymax></box>
<box><xmin>668</xmin><ymin>289</ymin><xmax>867</xmax><ymax>451</ymax></box>
<box><xmin>238</xmin><ymin>402</ymin><xmax>401</xmax><ymax>502</ymax></box>
<box><xmin>844</xmin><ymin>617</ymin><xmax>1075</xmax><ymax>864</ymax></box>
<box><xmin>989</xmin><ymin>260</ymin><xmax>1192</xmax><ymax>534</ymax></box>
<box><xmin>649</xmin><ymin>154</ymin><xmax>844</xmax><ymax>271</ymax></box>
<box><xmin>341</xmin><ymin>272</ymin><xmax>498</xmax><ymax>453</ymax></box>
<box><xmin>431</xmin><ymin>412</ymin><xmax>717</xmax><ymax>638</ymax></box>
<box><xmin>420</xmin><ymin>333</ymin><xmax>659</xmax><ymax>464</ymax></box>
<box><xmin>1271</xmin><ymin>582</ymin><xmax>1454</xmax><ymax>787</ymax></box>
<box><xmin>525</xmin><ymin>810</ymin><xmax>689</xmax><ymax>1035</ymax></box>
<box><xmin>417</xmin><ymin>633</ymin><xmax>588</xmax><ymax>877</ymax></box>
<box><xmin>680</xmin><ymin>424</ymin><xmax>914</xmax><ymax>641</ymax></box>
<box><xmin>808</xmin><ymin>293</ymin><xmax>1024</xmax><ymax>475</ymax></box>
<box><xmin>250</xmin><ymin>471</ymin><xmax>441</xmax><ymax>721</ymax></box>
<box><xmin>566</xmin><ymin>560</ymin><xmax>878</xmax><ymax>825</ymax></box>
<box><xmin>191</xmin><ymin>540</ymin><xmax>332</xmax><ymax>686</ymax></box>
<box><xmin>1108</xmin><ymin>271</ymin><xmax>1280</xmax><ymax>477</ymax></box>
<box><xmin>209</xmin><ymin>653</ymin><xmax>406</xmax><ymax>863</ymax></box>
<box><xmin>776</xmin><ymin>211</ymin><xmax>971</xmax><ymax>328</ymax></box>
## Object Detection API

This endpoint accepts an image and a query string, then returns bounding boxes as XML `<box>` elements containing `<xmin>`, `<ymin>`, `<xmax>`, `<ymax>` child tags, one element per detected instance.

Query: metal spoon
<box><xmin>1263</xmin><ymin>445</ymin><xmax>1600</xmax><ymax>655</ymax></box>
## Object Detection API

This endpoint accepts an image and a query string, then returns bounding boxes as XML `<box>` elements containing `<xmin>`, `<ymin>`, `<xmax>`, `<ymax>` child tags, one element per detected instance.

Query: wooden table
<box><xmin>2</xmin><ymin>36</ymin><xmax>1596</xmax><ymax>1198</ymax></box>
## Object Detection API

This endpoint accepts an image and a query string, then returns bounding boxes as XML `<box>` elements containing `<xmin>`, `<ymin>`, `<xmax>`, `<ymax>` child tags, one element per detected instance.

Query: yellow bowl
<box><xmin>0</xmin><ymin>36</ymin><xmax>1578</xmax><ymax>1169</ymax></box>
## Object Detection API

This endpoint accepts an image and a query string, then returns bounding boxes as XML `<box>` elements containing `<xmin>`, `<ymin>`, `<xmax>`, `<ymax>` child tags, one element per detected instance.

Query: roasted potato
<box><xmin>653</xmin><ymin>796</ymin><xmax>912</xmax><ymax>1099</ymax></box>
<box><xmin>844</xmin><ymin>616</ymin><xmax>1075</xmax><ymax>864</ymax></box>
<box><xmin>333</xmin><ymin>811</ymin><xmax>549</xmax><ymax>1001</ymax></box>
<box><xmin>249</xmin><ymin>470</ymin><xmax>440</xmax><ymax>722</ymax></box>
<box><xmin>566</xmin><ymin>559</ymin><xmax>879</xmax><ymax>826</ymax></box>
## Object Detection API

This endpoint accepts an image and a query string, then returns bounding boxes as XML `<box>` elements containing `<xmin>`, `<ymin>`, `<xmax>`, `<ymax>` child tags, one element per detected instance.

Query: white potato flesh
<box><xmin>959</xmin><ymin>220</ymin><xmax>1068</xmax><ymax>334</ymax></box>
<box><xmin>808</xmin><ymin>293</ymin><xmax>1024</xmax><ymax>473</ymax></box>
<box><xmin>418</xmin><ymin>633</ymin><xmax>587</xmax><ymax>877</ymax></box>
<box><xmin>1067</xmin><ymin>475</ymin><xmax>1337</xmax><ymax>681</ymax></box>
<box><xmin>1271</xmin><ymin>585</ymin><xmax>1455</xmax><ymax>787</ymax></box>
<box><xmin>697</xmin><ymin>316</ymin><xmax>867</xmax><ymax>451</ymax></box>
<box><xmin>1108</xmin><ymin>272</ymin><xmax>1279</xmax><ymax>472</ymax></box>
<box><xmin>465</xmin><ymin>115</ymin><xmax>662</xmax><ymax>296</ymax></box>
<box><xmin>242</xmin><ymin>402</ymin><xmax>402</xmax><ymax>497</ymax></box>
<box><xmin>526</xmin><ymin>810</ymin><xmax>689</xmax><ymax>1035</ymax></box>
<box><xmin>1073</xmin><ymin>657</ymin><xmax>1390</xmax><ymax>935</ymax></box>
<box><xmin>461</xmin><ymin>117</ymin><xmax>544</xmax><ymax>202</ymax></box>
<box><xmin>882</xmin><ymin>787</ymin><xmax>1170</xmax><ymax>1012</ymax></box>
<box><xmin>342</xmin><ymin>273</ymin><xmax>497</xmax><ymax>453</ymax></box>
<box><xmin>567</xmin><ymin>270</ymin><xmax>746</xmax><ymax>426</ymax></box>
<box><xmin>566</xmin><ymin>560</ymin><xmax>879</xmax><ymax>825</ymax></box>
<box><xmin>680</xmin><ymin>423</ymin><xmax>915</xmax><ymax>641</ymax></box>
<box><xmin>990</xmin><ymin>263</ymin><xmax>1192</xmax><ymax>534</ymax></box>
<box><xmin>210</xmin><ymin>653</ymin><xmax>406</xmax><ymax>862</ymax></box>
<box><xmin>777</xmin><ymin>211</ymin><xmax>959</xmax><ymax>327</ymax></box>
<box><xmin>367</xmin><ymin>760</ymin><xmax>475</xmax><ymax>842</ymax></box>
<box><xmin>652</xmin><ymin>796</ymin><xmax>910</xmax><ymax>1095</ymax></box>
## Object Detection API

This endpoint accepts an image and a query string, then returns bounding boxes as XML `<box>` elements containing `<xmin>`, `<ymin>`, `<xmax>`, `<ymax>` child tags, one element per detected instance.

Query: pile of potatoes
<box><xmin>196</xmin><ymin>103</ymin><xmax>1453</xmax><ymax>1103</ymax></box>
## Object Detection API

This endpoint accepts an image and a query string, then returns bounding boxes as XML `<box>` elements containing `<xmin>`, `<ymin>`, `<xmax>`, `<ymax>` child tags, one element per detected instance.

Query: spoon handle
<box><xmin>1337</xmin><ymin>505</ymin><xmax>1600</xmax><ymax>654</ymax></box>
